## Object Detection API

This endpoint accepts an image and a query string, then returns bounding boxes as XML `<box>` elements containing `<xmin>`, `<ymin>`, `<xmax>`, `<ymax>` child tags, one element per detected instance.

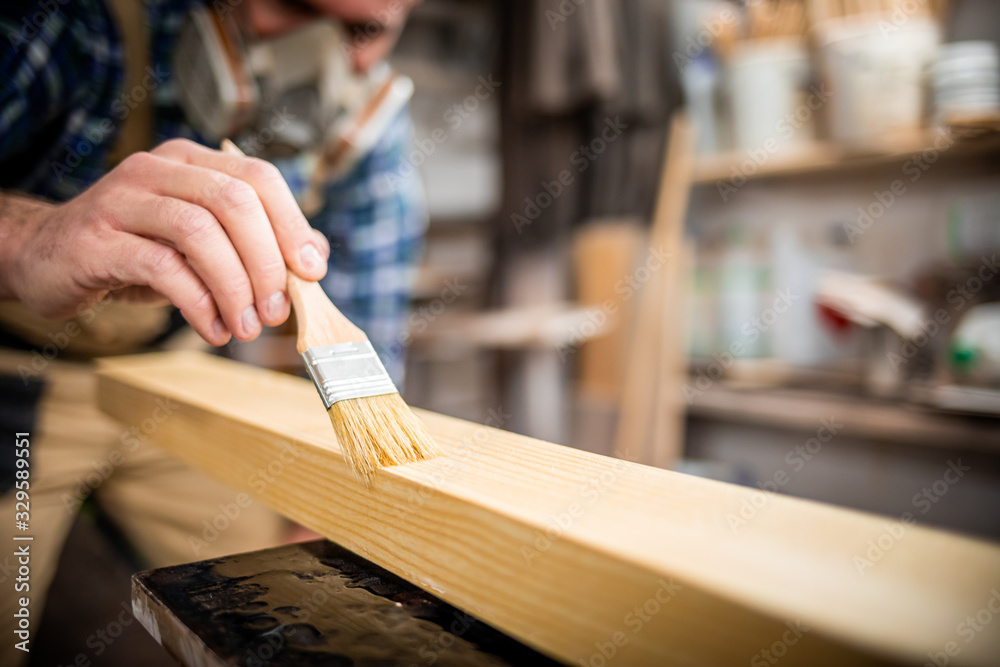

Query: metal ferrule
<box><xmin>301</xmin><ymin>341</ymin><xmax>398</xmax><ymax>409</ymax></box>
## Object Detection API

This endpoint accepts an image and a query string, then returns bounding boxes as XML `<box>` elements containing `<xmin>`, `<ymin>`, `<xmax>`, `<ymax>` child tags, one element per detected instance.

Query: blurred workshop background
<box><xmin>232</xmin><ymin>0</ymin><xmax>1000</xmax><ymax>540</ymax></box>
<box><xmin>366</xmin><ymin>0</ymin><xmax>1000</xmax><ymax>540</ymax></box>
<box><xmin>35</xmin><ymin>1</ymin><xmax>1000</xmax><ymax>663</ymax></box>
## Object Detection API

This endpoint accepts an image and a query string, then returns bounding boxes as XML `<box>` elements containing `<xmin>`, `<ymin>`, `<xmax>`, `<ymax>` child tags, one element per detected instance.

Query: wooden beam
<box><xmin>615</xmin><ymin>113</ymin><xmax>694</xmax><ymax>467</ymax></box>
<box><xmin>571</xmin><ymin>219</ymin><xmax>645</xmax><ymax>401</ymax></box>
<box><xmin>97</xmin><ymin>351</ymin><xmax>1000</xmax><ymax>667</ymax></box>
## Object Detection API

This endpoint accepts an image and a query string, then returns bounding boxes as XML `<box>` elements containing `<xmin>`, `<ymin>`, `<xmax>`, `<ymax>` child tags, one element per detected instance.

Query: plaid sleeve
<box><xmin>0</xmin><ymin>2</ymin><xmax>76</xmax><ymax>160</ymax></box>
<box><xmin>275</xmin><ymin>108</ymin><xmax>428</xmax><ymax>387</ymax></box>
<box><xmin>0</xmin><ymin>0</ymin><xmax>122</xmax><ymax>200</ymax></box>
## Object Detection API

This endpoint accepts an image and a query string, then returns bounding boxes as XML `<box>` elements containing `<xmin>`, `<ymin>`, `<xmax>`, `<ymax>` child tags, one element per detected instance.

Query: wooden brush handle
<box><xmin>286</xmin><ymin>271</ymin><xmax>367</xmax><ymax>352</ymax></box>
<box><xmin>218</xmin><ymin>140</ymin><xmax>368</xmax><ymax>353</ymax></box>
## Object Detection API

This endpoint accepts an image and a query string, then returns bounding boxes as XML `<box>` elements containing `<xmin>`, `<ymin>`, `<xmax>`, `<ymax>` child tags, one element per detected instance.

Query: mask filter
<box><xmin>174</xmin><ymin>7</ymin><xmax>413</xmax><ymax>183</ymax></box>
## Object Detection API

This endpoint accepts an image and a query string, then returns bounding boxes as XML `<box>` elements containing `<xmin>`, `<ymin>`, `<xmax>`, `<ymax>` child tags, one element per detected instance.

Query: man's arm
<box><xmin>2</xmin><ymin>5</ymin><xmax>331</xmax><ymax>345</ymax></box>
<box><xmin>0</xmin><ymin>192</ymin><xmax>51</xmax><ymax>302</ymax></box>
<box><xmin>0</xmin><ymin>140</ymin><xmax>332</xmax><ymax>345</ymax></box>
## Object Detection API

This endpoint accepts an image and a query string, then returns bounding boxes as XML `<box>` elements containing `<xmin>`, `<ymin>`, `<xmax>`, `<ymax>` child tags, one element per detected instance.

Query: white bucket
<box><xmin>728</xmin><ymin>39</ymin><xmax>813</xmax><ymax>153</ymax></box>
<box><xmin>816</xmin><ymin>17</ymin><xmax>940</xmax><ymax>145</ymax></box>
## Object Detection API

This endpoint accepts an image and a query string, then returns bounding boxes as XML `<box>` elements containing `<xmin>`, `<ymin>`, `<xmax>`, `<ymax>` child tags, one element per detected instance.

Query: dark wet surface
<box><xmin>135</xmin><ymin>539</ymin><xmax>564</xmax><ymax>666</ymax></box>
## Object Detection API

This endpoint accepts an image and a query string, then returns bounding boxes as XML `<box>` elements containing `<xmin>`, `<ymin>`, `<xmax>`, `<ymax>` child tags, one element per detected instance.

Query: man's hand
<box><xmin>0</xmin><ymin>139</ymin><xmax>330</xmax><ymax>345</ymax></box>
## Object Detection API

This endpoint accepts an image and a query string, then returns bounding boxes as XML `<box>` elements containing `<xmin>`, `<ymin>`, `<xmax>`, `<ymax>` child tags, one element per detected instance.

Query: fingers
<box><xmin>105</xmin><ymin>233</ymin><xmax>232</xmax><ymax>346</ymax></box>
<box><xmin>129</xmin><ymin>153</ymin><xmax>291</xmax><ymax>329</ymax></box>
<box><xmin>122</xmin><ymin>192</ymin><xmax>264</xmax><ymax>340</ymax></box>
<box><xmin>95</xmin><ymin>141</ymin><xmax>332</xmax><ymax>342</ymax></box>
<box><xmin>150</xmin><ymin>140</ymin><xmax>330</xmax><ymax>281</ymax></box>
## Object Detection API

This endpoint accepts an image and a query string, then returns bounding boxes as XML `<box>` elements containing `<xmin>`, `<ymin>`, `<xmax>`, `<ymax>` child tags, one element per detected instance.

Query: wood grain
<box><xmin>98</xmin><ymin>351</ymin><xmax>1000</xmax><ymax>667</ymax></box>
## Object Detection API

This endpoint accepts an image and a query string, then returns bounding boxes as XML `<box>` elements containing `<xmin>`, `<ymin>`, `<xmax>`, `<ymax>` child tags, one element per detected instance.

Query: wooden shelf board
<box><xmin>687</xmin><ymin>382</ymin><xmax>1000</xmax><ymax>451</ymax></box>
<box><xmin>691</xmin><ymin>131</ymin><xmax>1000</xmax><ymax>184</ymax></box>
<box><xmin>409</xmin><ymin>302</ymin><xmax>610</xmax><ymax>350</ymax></box>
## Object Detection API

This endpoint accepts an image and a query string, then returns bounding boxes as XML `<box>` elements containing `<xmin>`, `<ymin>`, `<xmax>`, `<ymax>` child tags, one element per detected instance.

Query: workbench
<box><xmin>132</xmin><ymin>539</ymin><xmax>561</xmax><ymax>666</ymax></box>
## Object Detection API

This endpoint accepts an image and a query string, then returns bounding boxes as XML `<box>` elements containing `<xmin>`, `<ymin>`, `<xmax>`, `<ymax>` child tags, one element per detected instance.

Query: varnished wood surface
<box><xmin>132</xmin><ymin>539</ymin><xmax>561</xmax><ymax>666</ymax></box>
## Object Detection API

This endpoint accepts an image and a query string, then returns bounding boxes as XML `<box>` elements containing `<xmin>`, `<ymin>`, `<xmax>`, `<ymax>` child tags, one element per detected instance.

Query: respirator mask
<box><xmin>173</xmin><ymin>5</ymin><xmax>413</xmax><ymax>208</ymax></box>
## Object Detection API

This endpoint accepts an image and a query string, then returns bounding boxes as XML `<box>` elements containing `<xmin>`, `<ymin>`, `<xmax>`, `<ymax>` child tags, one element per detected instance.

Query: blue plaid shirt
<box><xmin>0</xmin><ymin>0</ymin><xmax>426</xmax><ymax>383</ymax></box>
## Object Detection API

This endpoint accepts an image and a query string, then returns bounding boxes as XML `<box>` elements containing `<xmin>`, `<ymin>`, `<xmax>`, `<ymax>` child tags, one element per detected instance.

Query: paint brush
<box><xmin>221</xmin><ymin>139</ymin><xmax>442</xmax><ymax>483</ymax></box>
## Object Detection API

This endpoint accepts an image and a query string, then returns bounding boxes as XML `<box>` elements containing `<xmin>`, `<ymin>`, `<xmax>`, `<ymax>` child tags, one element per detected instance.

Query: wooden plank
<box><xmin>571</xmin><ymin>219</ymin><xmax>645</xmax><ymax>401</ymax></box>
<box><xmin>614</xmin><ymin>114</ymin><xmax>693</xmax><ymax>466</ymax></box>
<box><xmin>97</xmin><ymin>351</ymin><xmax>1000</xmax><ymax>667</ymax></box>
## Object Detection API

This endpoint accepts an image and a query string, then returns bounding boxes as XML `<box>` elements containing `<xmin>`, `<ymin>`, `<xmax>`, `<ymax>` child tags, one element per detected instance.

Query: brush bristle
<box><xmin>328</xmin><ymin>393</ymin><xmax>443</xmax><ymax>483</ymax></box>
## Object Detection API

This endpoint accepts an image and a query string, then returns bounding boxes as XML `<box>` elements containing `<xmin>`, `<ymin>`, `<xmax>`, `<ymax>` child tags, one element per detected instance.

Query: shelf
<box><xmin>691</xmin><ymin>130</ymin><xmax>1000</xmax><ymax>184</ymax></box>
<box><xmin>686</xmin><ymin>382</ymin><xmax>1000</xmax><ymax>452</ymax></box>
<box><xmin>409</xmin><ymin>302</ymin><xmax>611</xmax><ymax>350</ymax></box>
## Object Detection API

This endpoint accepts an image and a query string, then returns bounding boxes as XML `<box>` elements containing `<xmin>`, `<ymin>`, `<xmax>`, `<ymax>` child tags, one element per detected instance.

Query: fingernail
<box><xmin>266</xmin><ymin>291</ymin><xmax>288</xmax><ymax>320</ymax></box>
<box><xmin>300</xmin><ymin>244</ymin><xmax>323</xmax><ymax>273</ymax></box>
<box><xmin>211</xmin><ymin>317</ymin><xmax>229</xmax><ymax>343</ymax></box>
<box><xmin>312</xmin><ymin>230</ymin><xmax>331</xmax><ymax>257</ymax></box>
<box><xmin>242</xmin><ymin>305</ymin><xmax>261</xmax><ymax>335</ymax></box>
